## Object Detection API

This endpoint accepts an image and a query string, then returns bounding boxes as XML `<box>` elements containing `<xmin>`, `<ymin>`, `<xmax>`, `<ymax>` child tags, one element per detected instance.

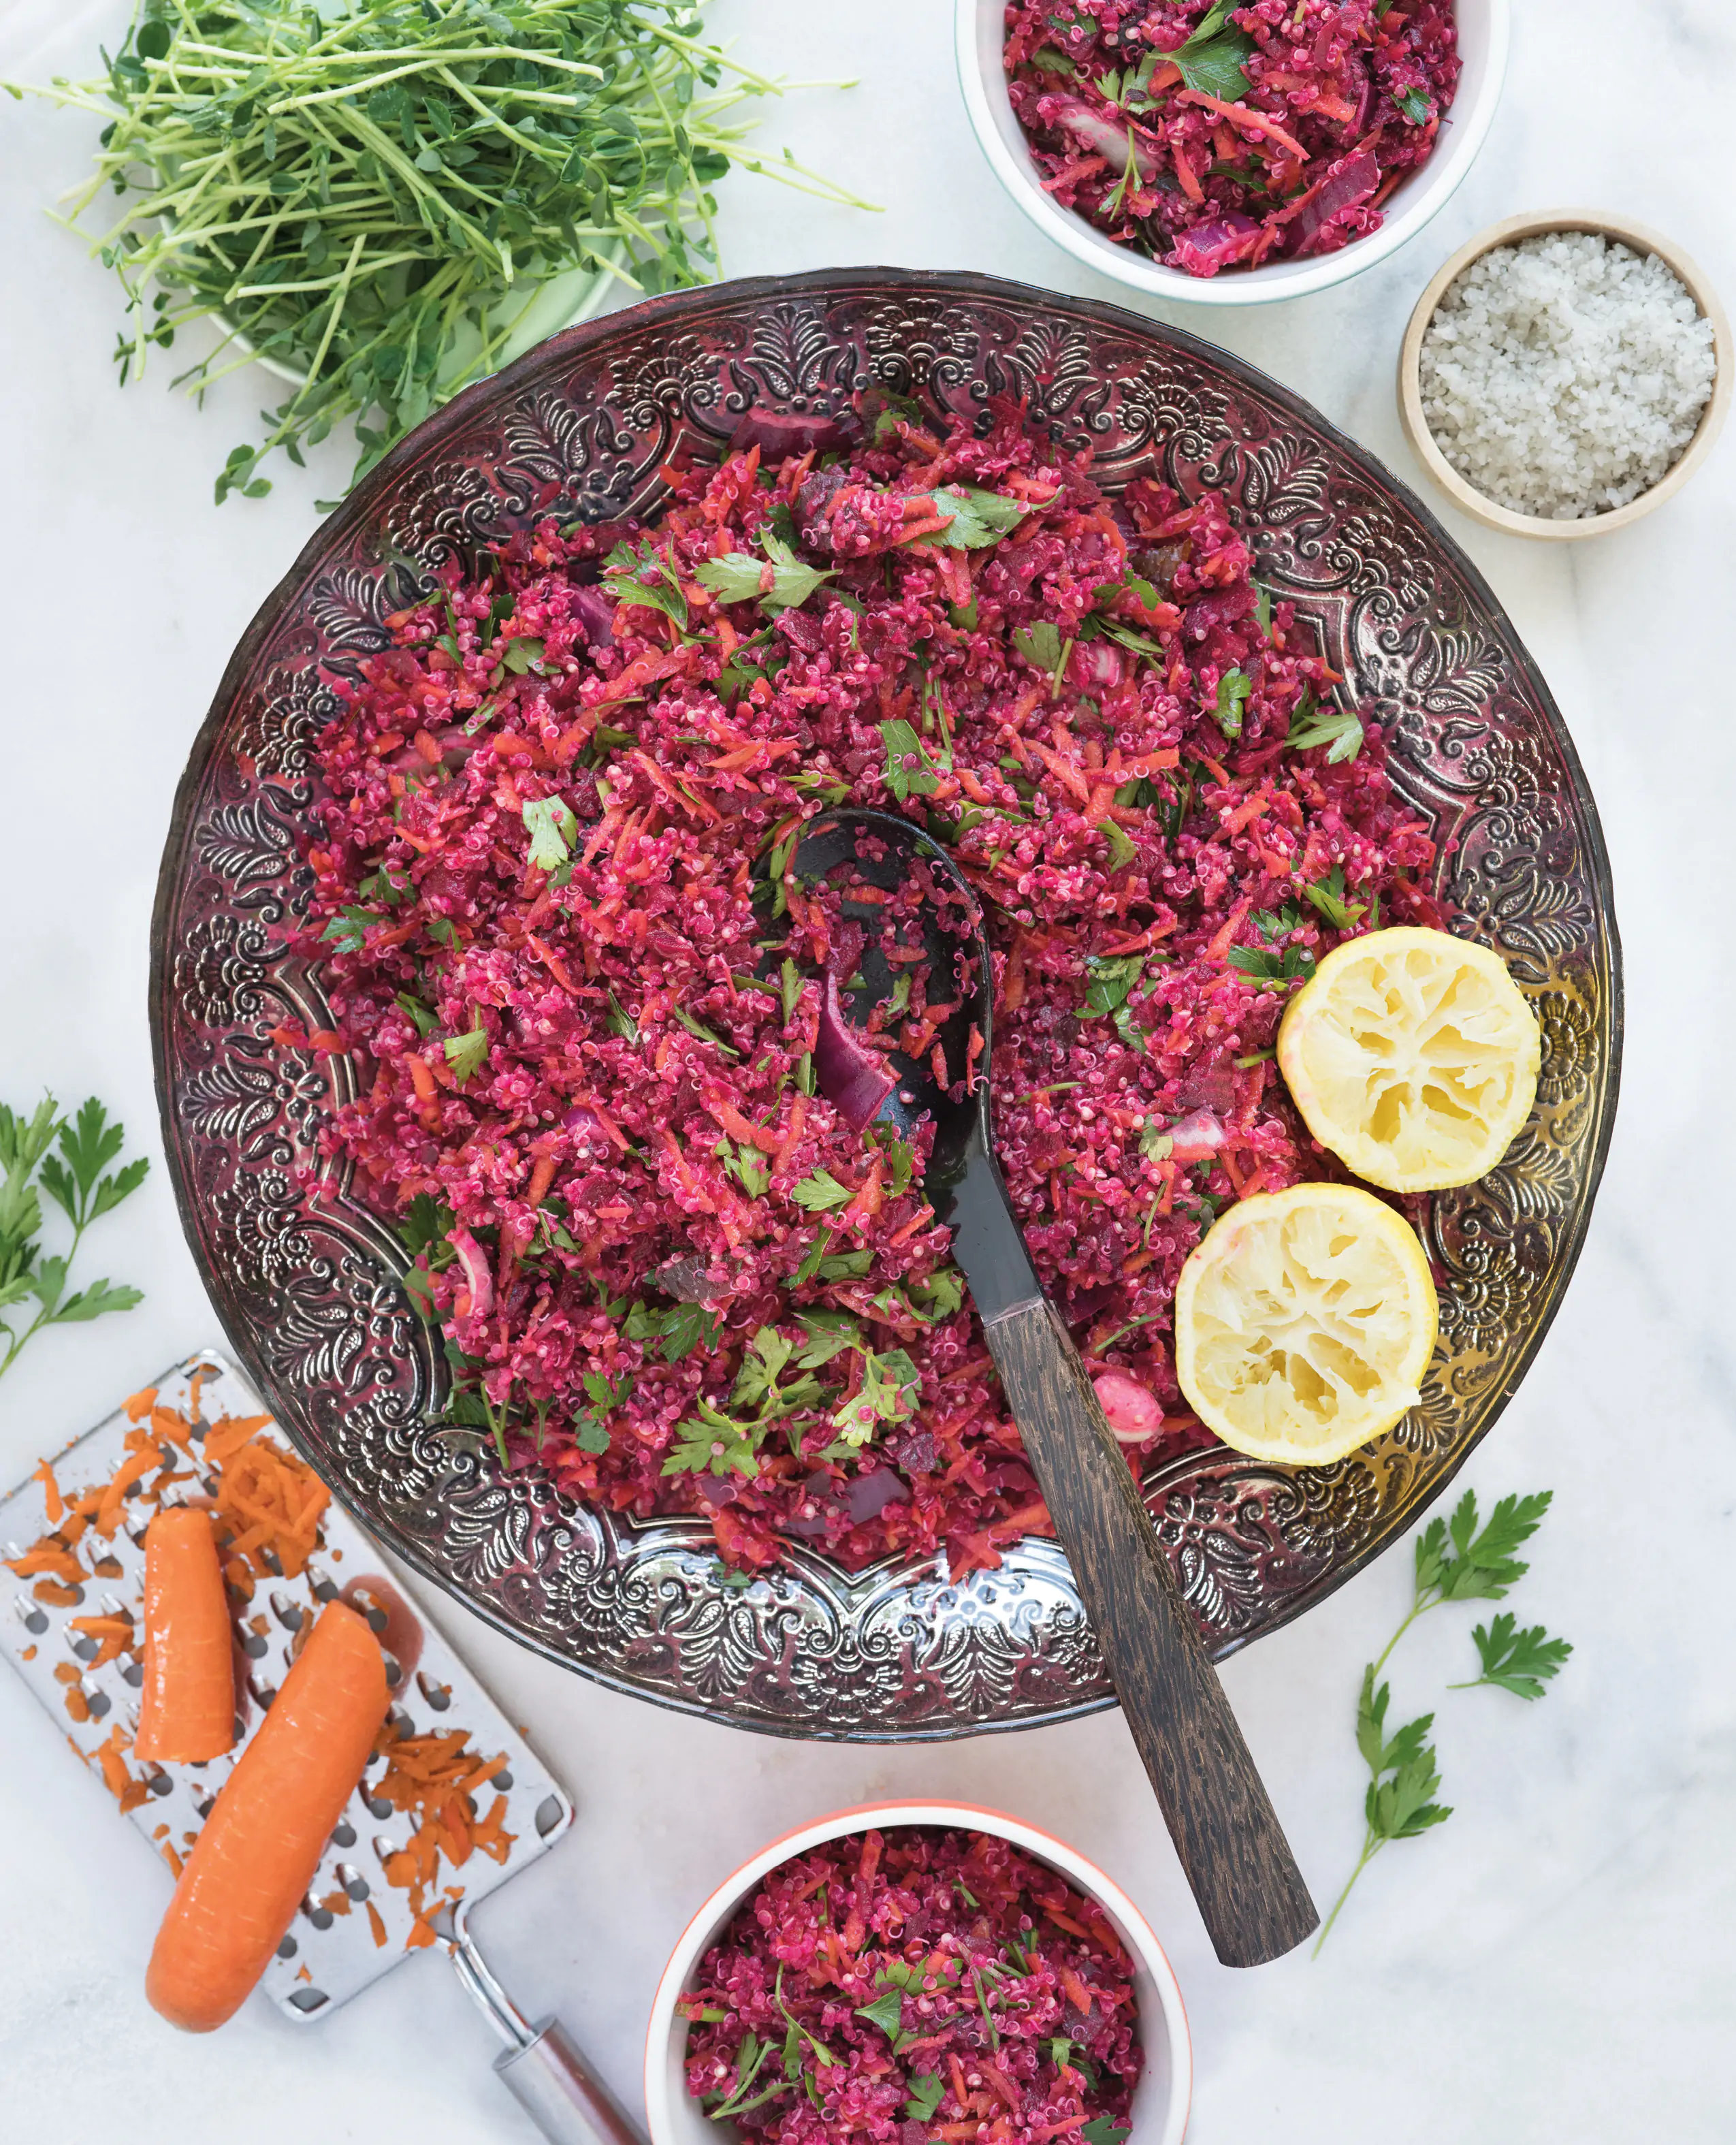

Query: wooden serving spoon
<box><xmin>794</xmin><ymin>809</ymin><xmax>1319</xmax><ymax>1967</ymax></box>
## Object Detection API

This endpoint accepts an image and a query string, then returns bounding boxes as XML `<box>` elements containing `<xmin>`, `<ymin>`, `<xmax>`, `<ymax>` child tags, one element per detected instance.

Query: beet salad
<box><xmin>1006</xmin><ymin>0</ymin><xmax>1461</xmax><ymax>276</ymax></box>
<box><xmin>294</xmin><ymin>392</ymin><xmax>1445</xmax><ymax>1578</ymax></box>
<box><xmin>679</xmin><ymin>1826</ymin><xmax>1141</xmax><ymax>2142</ymax></box>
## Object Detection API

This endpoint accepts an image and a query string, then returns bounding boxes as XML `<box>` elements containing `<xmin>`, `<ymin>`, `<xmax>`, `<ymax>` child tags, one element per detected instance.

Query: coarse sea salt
<box><xmin>1419</xmin><ymin>231</ymin><xmax>1716</xmax><ymax>520</ymax></box>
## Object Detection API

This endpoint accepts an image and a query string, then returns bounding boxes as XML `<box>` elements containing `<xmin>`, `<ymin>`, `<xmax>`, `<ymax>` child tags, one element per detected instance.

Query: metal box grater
<box><xmin>0</xmin><ymin>1350</ymin><xmax>573</xmax><ymax>2022</ymax></box>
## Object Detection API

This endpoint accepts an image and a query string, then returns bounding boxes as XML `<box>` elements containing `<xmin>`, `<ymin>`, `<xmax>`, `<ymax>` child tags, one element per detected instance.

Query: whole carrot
<box><xmin>133</xmin><ymin>1508</ymin><xmax>236</xmax><ymax>1763</ymax></box>
<box><xmin>146</xmin><ymin>1601</ymin><xmax>388</xmax><ymax>2031</ymax></box>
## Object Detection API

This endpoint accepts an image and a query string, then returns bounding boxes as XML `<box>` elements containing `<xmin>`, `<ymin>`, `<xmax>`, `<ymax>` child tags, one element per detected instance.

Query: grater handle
<box><xmin>495</xmin><ymin>2017</ymin><xmax>644</xmax><ymax>2145</ymax></box>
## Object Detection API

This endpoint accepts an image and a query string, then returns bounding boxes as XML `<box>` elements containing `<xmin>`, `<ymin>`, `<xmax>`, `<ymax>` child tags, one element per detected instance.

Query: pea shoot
<box><xmin>10</xmin><ymin>0</ymin><xmax>870</xmax><ymax>500</ymax></box>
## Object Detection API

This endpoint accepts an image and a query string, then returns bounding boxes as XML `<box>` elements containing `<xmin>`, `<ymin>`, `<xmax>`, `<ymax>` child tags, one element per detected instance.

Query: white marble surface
<box><xmin>2</xmin><ymin>1</ymin><xmax>1734</xmax><ymax>2137</ymax></box>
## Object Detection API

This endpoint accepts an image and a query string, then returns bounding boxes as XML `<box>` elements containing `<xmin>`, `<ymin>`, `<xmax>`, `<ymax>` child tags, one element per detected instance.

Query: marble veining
<box><xmin>1</xmin><ymin>2</ymin><xmax>1732</xmax><ymax>2141</ymax></box>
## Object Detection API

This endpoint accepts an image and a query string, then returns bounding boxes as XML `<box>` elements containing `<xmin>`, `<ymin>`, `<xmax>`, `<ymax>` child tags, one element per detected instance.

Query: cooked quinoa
<box><xmin>678</xmin><ymin>1826</ymin><xmax>1141</xmax><ymax>2140</ymax></box>
<box><xmin>294</xmin><ymin>397</ymin><xmax>1443</xmax><ymax>1576</ymax></box>
<box><xmin>1418</xmin><ymin>230</ymin><xmax>1718</xmax><ymax>520</ymax></box>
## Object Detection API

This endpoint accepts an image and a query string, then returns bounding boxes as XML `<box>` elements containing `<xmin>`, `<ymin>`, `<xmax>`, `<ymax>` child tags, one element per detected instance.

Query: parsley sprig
<box><xmin>1286</xmin><ymin>689</ymin><xmax>1364</xmax><ymax>764</ymax></box>
<box><xmin>1375</xmin><ymin>1489</ymin><xmax>1558</xmax><ymax>1675</ymax></box>
<box><xmin>0</xmin><ymin>1096</ymin><xmax>150</xmax><ymax>1380</ymax></box>
<box><xmin>1312</xmin><ymin>1668</ymin><xmax>1453</xmax><ymax>1952</ymax></box>
<box><xmin>1315</xmin><ymin>1488</ymin><xmax>1572</xmax><ymax>1952</ymax></box>
<box><xmin>1451</xmin><ymin>1610</ymin><xmax>1574</xmax><ymax>1700</ymax></box>
<box><xmin>1166</xmin><ymin>0</ymin><xmax>1257</xmax><ymax>100</ymax></box>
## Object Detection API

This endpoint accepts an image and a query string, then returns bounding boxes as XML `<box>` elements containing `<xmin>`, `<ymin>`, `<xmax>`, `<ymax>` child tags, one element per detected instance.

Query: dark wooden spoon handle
<box><xmin>982</xmin><ymin>1298</ymin><xmax>1319</xmax><ymax>1967</ymax></box>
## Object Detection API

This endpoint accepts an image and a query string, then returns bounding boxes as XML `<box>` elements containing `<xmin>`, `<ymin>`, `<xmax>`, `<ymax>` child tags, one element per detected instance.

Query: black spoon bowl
<box><xmin>794</xmin><ymin>808</ymin><xmax>1319</xmax><ymax>1969</ymax></box>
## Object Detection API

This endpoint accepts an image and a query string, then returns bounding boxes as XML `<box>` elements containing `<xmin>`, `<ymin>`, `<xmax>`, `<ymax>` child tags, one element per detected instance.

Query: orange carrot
<box><xmin>32</xmin><ymin>1458</ymin><xmax>64</xmax><ymax>1524</ymax></box>
<box><xmin>134</xmin><ymin>1510</ymin><xmax>237</xmax><ymax>1764</ymax></box>
<box><xmin>146</xmin><ymin>1602</ymin><xmax>388</xmax><ymax>2031</ymax></box>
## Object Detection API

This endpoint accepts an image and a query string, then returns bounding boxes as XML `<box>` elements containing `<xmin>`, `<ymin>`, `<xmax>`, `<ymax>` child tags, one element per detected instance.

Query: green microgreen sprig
<box><xmin>8</xmin><ymin>0</ymin><xmax>872</xmax><ymax>502</ymax></box>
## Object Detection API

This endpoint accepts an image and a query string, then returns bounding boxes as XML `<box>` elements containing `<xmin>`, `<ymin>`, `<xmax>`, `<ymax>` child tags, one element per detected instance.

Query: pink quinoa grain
<box><xmin>295</xmin><ymin>398</ymin><xmax>1446</xmax><ymax>1577</ymax></box>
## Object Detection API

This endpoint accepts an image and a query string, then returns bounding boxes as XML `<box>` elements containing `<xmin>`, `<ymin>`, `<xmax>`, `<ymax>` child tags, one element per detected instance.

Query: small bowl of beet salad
<box><xmin>645</xmin><ymin>1802</ymin><xmax>1190</xmax><ymax>2145</ymax></box>
<box><xmin>957</xmin><ymin>0</ymin><xmax>1509</xmax><ymax>305</ymax></box>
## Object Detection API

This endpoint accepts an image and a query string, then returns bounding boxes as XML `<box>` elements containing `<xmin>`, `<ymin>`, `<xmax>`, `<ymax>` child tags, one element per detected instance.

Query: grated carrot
<box><xmin>32</xmin><ymin>1459</ymin><xmax>64</xmax><ymax>1524</ymax></box>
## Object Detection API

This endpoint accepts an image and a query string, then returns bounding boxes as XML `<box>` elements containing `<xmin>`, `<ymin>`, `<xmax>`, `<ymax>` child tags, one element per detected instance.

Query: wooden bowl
<box><xmin>1397</xmin><ymin>209</ymin><xmax>1731</xmax><ymax>539</ymax></box>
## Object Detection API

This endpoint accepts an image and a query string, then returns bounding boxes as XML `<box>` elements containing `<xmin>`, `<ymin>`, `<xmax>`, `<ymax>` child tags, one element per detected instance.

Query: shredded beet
<box><xmin>295</xmin><ymin>394</ymin><xmax>1444</xmax><ymax>1577</ymax></box>
<box><xmin>678</xmin><ymin>1826</ymin><xmax>1141</xmax><ymax>2142</ymax></box>
<box><xmin>1005</xmin><ymin>0</ymin><xmax>1460</xmax><ymax>276</ymax></box>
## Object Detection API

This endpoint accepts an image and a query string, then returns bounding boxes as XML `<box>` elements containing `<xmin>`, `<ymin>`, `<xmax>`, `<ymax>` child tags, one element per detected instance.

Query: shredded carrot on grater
<box><xmin>32</xmin><ymin>1458</ymin><xmax>64</xmax><ymax>1524</ymax></box>
<box><xmin>210</xmin><ymin>1429</ymin><xmax>328</xmax><ymax>1589</ymax></box>
<box><xmin>87</xmin><ymin>1724</ymin><xmax>151</xmax><ymax>1813</ymax></box>
<box><xmin>369</xmin><ymin>1722</ymin><xmax>516</xmax><ymax>1930</ymax></box>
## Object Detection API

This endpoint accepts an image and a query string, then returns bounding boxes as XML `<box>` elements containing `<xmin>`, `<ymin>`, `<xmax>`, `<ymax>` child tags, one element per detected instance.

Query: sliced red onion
<box><xmin>1048</xmin><ymin>97</ymin><xmax>1157</xmax><ymax>180</ymax></box>
<box><xmin>1291</xmin><ymin>148</ymin><xmax>1381</xmax><ymax>257</ymax></box>
<box><xmin>1166</xmin><ymin>1107</ymin><xmax>1225</xmax><ymax>1164</ymax></box>
<box><xmin>1068</xmin><ymin>638</ymin><xmax>1125</xmax><ymax>692</ymax></box>
<box><xmin>727</xmin><ymin>409</ymin><xmax>862</xmax><ymax>459</ymax></box>
<box><xmin>1343</xmin><ymin>56</ymin><xmax>1374</xmax><ymax>138</ymax></box>
<box><xmin>816</xmin><ymin>967</ymin><xmax>896</xmax><ymax>1131</ymax></box>
<box><xmin>447</xmin><ymin>1226</ymin><xmax>493</xmax><ymax>1344</ymax></box>
<box><xmin>1093</xmin><ymin>1369</ymin><xmax>1164</xmax><ymax>1445</ymax></box>
<box><xmin>568</xmin><ymin>582</ymin><xmax>616</xmax><ymax>652</ymax></box>
<box><xmin>1167</xmin><ymin>213</ymin><xmax>1262</xmax><ymax>279</ymax></box>
<box><xmin>841</xmin><ymin>1467</ymin><xmax>911</xmax><ymax>1525</ymax></box>
<box><xmin>784</xmin><ymin>1465</ymin><xmax>912</xmax><ymax>1537</ymax></box>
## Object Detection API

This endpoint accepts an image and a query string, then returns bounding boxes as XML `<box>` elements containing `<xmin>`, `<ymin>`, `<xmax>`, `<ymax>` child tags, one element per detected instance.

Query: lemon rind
<box><xmin>1174</xmin><ymin>1182</ymin><xmax>1438</xmax><ymax>1466</ymax></box>
<box><xmin>1276</xmin><ymin>927</ymin><xmax>1541</xmax><ymax>1194</ymax></box>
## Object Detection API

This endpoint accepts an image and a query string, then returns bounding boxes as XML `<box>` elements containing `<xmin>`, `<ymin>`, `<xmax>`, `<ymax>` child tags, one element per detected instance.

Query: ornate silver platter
<box><xmin>150</xmin><ymin>270</ymin><xmax>1620</xmax><ymax>1739</ymax></box>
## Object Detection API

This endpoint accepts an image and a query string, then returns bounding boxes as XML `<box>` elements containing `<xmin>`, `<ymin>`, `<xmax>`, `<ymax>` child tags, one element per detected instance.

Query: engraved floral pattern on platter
<box><xmin>152</xmin><ymin>278</ymin><xmax>1619</xmax><ymax>1738</ymax></box>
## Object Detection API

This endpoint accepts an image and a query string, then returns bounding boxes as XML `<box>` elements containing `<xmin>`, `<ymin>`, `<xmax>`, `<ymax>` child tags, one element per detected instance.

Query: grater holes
<box><xmin>381</xmin><ymin>1650</ymin><xmax>402</xmax><ymax>1689</ymax></box>
<box><xmin>334</xmin><ymin>1863</ymin><xmax>370</xmax><ymax>1903</ymax></box>
<box><xmin>269</xmin><ymin>1590</ymin><xmax>304</xmax><ymax>1632</ymax></box>
<box><xmin>276</xmin><ymin>1934</ymin><xmax>298</xmax><ymax>1959</ymax></box>
<box><xmin>415</xmin><ymin>1672</ymin><xmax>452</xmax><ymax>1712</ymax></box>
<box><xmin>330</xmin><ymin>1820</ymin><xmax>357</xmax><ymax>1849</ymax></box>
<box><xmin>248</xmin><ymin>1670</ymin><xmax>277</xmax><ymax>1709</ymax></box>
<box><xmin>535</xmin><ymin>1795</ymin><xmax>564</xmax><ymax>1838</ymax></box>
<box><xmin>288</xmin><ymin>1988</ymin><xmax>328</xmax><ymax>2014</ymax></box>
<box><xmin>302</xmin><ymin>1894</ymin><xmax>336</xmax><ymax>1932</ymax></box>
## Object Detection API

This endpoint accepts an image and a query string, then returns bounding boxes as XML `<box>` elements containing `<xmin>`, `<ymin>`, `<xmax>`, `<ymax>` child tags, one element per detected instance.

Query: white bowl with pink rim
<box><xmin>955</xmin><ymin>0</ymin><xmax>1510</xmax><ymax>306</ymax></box>
<box><xmin>643</xmin><ymin>1798</ymin><xmax>1191</xmax><ymax>2144</ymax></box>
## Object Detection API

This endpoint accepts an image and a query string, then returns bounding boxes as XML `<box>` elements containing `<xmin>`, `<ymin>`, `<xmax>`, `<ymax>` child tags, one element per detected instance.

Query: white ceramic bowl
<box><xmin>644</xmin><ymin>1800</ymin><xmax>1191</xmax><ymax>2144</ymax></box>
<box><xmin>955</xmin><ymin>0</ymin><xmax>1509</xmax><ymax>307</ymax></box>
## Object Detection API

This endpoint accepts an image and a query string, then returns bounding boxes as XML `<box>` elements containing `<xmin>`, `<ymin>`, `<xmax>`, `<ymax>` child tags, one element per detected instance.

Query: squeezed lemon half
<box><xmin>1174</xmin><ymin>1183</ymin><xmax>1438</xmax><ymax>1463</ymax></box>
<box><xmin>1278</xmin><ymin>925</ymin><xmax>1540</xmax><ymax>1192</ymax></box>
